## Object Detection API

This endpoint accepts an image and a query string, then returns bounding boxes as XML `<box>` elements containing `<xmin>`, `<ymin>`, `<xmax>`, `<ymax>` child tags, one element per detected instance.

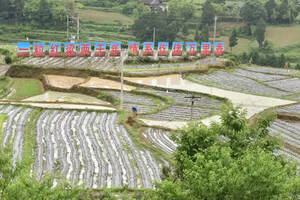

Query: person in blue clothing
<box><xmin>132</xmin><ymin>106</ymin><xmax>138</xmax><ymax>117</ymax></box>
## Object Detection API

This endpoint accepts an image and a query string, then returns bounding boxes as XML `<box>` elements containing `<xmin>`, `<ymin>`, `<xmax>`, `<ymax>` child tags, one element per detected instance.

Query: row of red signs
<box><xmin>17</xmin><ymin>42</ymin><xmax>225</xmax><ymax>58</ymax></box>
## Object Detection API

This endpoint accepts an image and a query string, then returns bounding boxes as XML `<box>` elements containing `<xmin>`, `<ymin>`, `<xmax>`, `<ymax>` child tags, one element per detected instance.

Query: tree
<box><xmin>229</xmin><ymin>29</ymin><xmax>238</xmax><ymax>52</ymax></box>
<box><xmin>147</xmin><ymin>105</ymin><xmax>300</xmax><ymax>200</ymax></box>
<box><xmin>295</xmin><ymin>63</ymin><xmax>300</xmax><ymax>70</ymax></box>
<box><xmin>201</xmin><ymin>0</ymin><xmax>216</xmax><ymax>26</ymax></box>
<box><xmin>194</xmin><ymin>29</ymin><xmax>201</xmax><ymax>42</ymax></box>
<box><xmin>132</xmin><ymin>12</ymin><xmax>179</xmax><ymax>42</ymax></box>
<box><xmin>240</xmin><ymin>0</ymin><xmax>266</xmax><ymax>25</ymax></box>
<box><xmin>255</xmin><ymin>18</ymin><xmax>266</xmax><ymax>48</ymax></box>
<box><xmin>199</xmin><ymin>25</ymin><xmax>209</xmax><ymax>42</ymax></box>
<box><xmin>277</xmin><ymin>0</ymin><xmax>290</xmax><ymax>23</ymax></box>
<box><xmin>265</xmin><ymin>0</ymin><xmax>277</xmax><ymax>23</ymax></box>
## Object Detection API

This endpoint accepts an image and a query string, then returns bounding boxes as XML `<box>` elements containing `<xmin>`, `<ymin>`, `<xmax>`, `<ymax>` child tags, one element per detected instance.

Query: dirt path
<box><xmin>126</xmin><ymin>74</ymin><xmax>295</xmax><ymax>129</ymax></box>
<box><xmin>0</xmin><ymin>65</ymin><xmax>10</xmax><ymax>77</ymax></box>
<box><xmin>0</xmin><ymin>100</ymin><xmax>116</xmax><ymax>111</ymax></box>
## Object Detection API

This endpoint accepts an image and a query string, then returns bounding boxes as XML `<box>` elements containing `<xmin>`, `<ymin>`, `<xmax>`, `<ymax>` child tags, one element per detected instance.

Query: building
<box><xmin>140</xmin><ymin>0</ymin><xmax>167</xmax><ymax>11</ymax></box>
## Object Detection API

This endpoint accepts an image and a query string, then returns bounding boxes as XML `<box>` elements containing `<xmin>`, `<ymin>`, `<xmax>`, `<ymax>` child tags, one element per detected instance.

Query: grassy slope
<box><xmin>0</xmin><ymin>114</ymin><xmax>8</xmax><ymax>144</ymax></box>
<box><xmin>80</xmin><ymin>9</ymin><xmax>133</xmax><ymax>25</ymax></box>
<box><xmin>8</xmin><ymin>78</ymin><xmax>44</xmax><ymax>100</ymax></box>
<box><xmin>220</xmin><ymin>24</ymin><xmax>300</xmax><ymax>54</ymax></box>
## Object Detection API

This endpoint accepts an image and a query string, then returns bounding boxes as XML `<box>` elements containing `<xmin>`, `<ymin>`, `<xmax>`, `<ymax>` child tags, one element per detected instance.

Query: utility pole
<box><xmin>184</xmin><ymin>95</ymin><xmax>202</xmax><ymax>120</ymax></box>
<box><xmin>77</xmin><ymin>13</ymin><xmax>80</xmax><ymax>42</ymax></box>
<box><xmin>120</xmin><ymin>53</ymin><xmax>128</xmax><ymax>110</ymax></box>
<box><xmin>213</xmin><ymin>16</ymin><xmax>218</xmax><ymax>56</ymax></box>
<box><xmin>153</xmin><ymin>27</ymin><xmax>156</xmax><ymax>44</ymax></box>
<box><xmin>67</xmin><ymin>15</ymin><xmax>69</xmax><ymax>41</ymax></box>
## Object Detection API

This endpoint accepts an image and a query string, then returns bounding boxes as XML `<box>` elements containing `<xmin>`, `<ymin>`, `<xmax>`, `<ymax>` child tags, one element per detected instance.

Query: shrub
<box><xmin>295</xmin><ymin>63</ymin><xmax>300</xmax><ymax>70</ymax></box>
<box><xmin>4</xmin><ymin>56</ymin><xmax>12</xmax><ymax>64</ymax></box>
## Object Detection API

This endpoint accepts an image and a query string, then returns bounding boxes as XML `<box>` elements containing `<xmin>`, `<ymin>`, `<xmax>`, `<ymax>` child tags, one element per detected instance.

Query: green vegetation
<box><xmin>0</xmin><ymin>114</ymin><xmax>7</xmax><ymax>144</ymax></box>
<box><xmin>80</xmin><ymin>9</ymin><xmax>133</xmax><ymax>25</ymax></box>
<box><xmin>8</xmin><ymin>78</ymin><xmax>44</xmax><ymax>100</ymax></box>
<box><xmin>144</xmin><ymin>105</ymin><xmax>300</xmax><ymax>200</ymax></box>
<box><xmin>0</xmin><ymin>0</ymin><xmax>75</xmax><ymax>28</ymax></box>
<box><xmin>0</xmin><ymin>77</ymin><xmax>12</xmax><ymax>98</ymax></box>
<box><xmin>98</xmin><ymin>91</ymin><xmax>120</xmax><ymax>105</ymax></box>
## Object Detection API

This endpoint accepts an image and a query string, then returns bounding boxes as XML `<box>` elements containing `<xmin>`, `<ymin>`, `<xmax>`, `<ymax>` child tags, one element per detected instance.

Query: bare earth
<box><xmin>24</xmin><ymin>91</ymin><xmax>111</xmax><ymax>105</ymax></box>
<box><xmin>126</xmin><ymin>74</ymin><xmax>295</xmax><ymax>129</ymax></box>
<box><xmin>45</xmin><ymin>75</ymin><xmax>86</xmax><ymax>89</ymax></box>
<box><xmin>80</xmin><ymin>77</ymin><xmax>136</xmax><ymax>91</ymax></box>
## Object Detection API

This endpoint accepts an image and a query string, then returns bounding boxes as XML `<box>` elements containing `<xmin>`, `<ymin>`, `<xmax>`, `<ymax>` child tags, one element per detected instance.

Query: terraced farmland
<box><xmin>143</xmin><ymin>128</ymin><xmax>177</xmax><ymax>154</ymax></box>
<box><xmin>0</xmin><ymin>105</ymin><xmax>162</xmax><ymax>189</ymax></box>
<box><xmin>124</xmin><ymin>58</ymin><xmax>223</xmax><ymax>70</ymax></box>
<box><xmin>0</xmin><ymin>105</ymin><xmax>33</xmax><ymax>165</ymax></box>
<box><xmin>104</xmin><ymin>90</ymin><xmax>162</xmax><ymax>114</ymax></box>
<box><xmin>21</xmin><ymin>56</ymin><xmax>123</xmax><ymax>71</ymax></box>
<box><xmin>191</xmin><ymin>71</ymin><xmax>291</xmax><ymax>97</ymax></box>
<box><xmin>144</xmin><ymin>105</ymin><xmax>218</xmax><ymax>121</ymax></box>
<box><xmin>277</xmin><ymin>103</ymin><xmax>300</xmax><ymax>114</ymax></box>
<box><xmin>137</xmin><ymin>89</ymin><xmax>223</xmax><ymax>121</ymax></box>
<box><xmin>139</xmin><ymin>89</ymin><xmax>223</xmax><ymax>108</ymax></box>
<box><xmin>269</xmin><ymin>119</ymin><xmax>300</xmax><ymax>161</ymax></box>
<box><xmin>266</xmin><ymin>78</ymin><xmax>300</xmax><ymax>93</ymax></box>
<box><xmin>245</xmin><ymin>66</ymin><xmax>297</xmax><ymax>76</ymax></box>
<box><xmin>234</xmin><ymin>69</ymin><xmax>288</xmax><ymax>82</ymax></box>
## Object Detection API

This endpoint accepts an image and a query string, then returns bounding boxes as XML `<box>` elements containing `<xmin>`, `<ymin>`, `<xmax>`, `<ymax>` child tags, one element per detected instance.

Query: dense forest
<box><xmin>0</xmin><ymin>0</ymin><xmax>76</xmax><ymax>28</ymax></box>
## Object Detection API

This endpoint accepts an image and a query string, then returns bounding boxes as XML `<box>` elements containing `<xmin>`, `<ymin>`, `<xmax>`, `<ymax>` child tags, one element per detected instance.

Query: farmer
<box><xmin>132</xmin><ymin>106</ymin><xmax>138</xmax><ymax>117</ymax></box>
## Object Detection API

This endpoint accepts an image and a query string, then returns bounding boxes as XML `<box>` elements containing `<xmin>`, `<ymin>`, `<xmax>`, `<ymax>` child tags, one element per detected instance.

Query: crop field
<box><xmin>269</xmin><ymin>119</ymin><xmax>300</xmax><ymax>161</ymax></box>
<box><xmin>140</xmin><ymin>89</ymin><xmax>223</xmax><ymax>108</ymax></box>
<box><xmin>21</xmin><ymin>56</ymin><xmax>123</xmax><ymax>71</ymax></box>
<box><xmin>20</xmin><ymin>56</ymin><xmax>224</xmax><ymax>73</ymax></box>
<box><xmin>124</xmin><ymin>58</ymin><xmax>223</xmax><ymax>70</ymax></box>
<box><xmin>0</xmin><ymin>105</ymin><xmax>163</xmax><ymax>189</ymax></box>
<box><xmin>137</xmin><ymin>89</ymin><xmax>223</xmax><ymax>121</ymax></box>
<box><xmin>143</xmin><ymin>128</ymin><xmax>177</xmax><ymax>154</ymax></box>
<box><xmin>234</xmin><ymin>69</ymin><xmax>288</xmax><ymax>82</ymax></box>
<box><xmin>103</xmin><ymin>90</ymin><xmax>161</xmax><ymax>114</ymax></box>
<box><xmin>244</xmin><ymin>66</ymin><xmax>297</xmax><ymax>76</ymax></box>
<box><xmin>190</xmin><ymin>71</ymin><xmax>291</xmax><ymax>97</ymax></box>
<box><xmin>144</xmin><ymin>105</ymin><xmax>218</xmax><ymax>121</ymax></box>
<box><xmin>265</xmin><ymin>78</ymin><xmax>300</xmax><ymax>93</ymax></box>
<box><xmin>0</xmin><ymin>105</ymin><xmax>33</xmax><ymax>165</ymax></box>
<box><xmin>277</xmin><ymin>104</ymin><xmax>300</xmax><ymax>114</ymax></box>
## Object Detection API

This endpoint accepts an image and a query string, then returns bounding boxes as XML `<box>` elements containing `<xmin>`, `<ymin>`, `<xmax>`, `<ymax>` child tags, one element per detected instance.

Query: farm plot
<box><xmin>21</xmin><ymin>56</ymin><xmax>123</xmax><ymax>71</ymax></box>
<box><xmin>144</xmin><ymin>105</ymin><xmax>218</xmax><ymax>121</ymax></box>
<box><xmin>143</xmin><ymin>128</ymin><xmax>177</xmax><ymax>154</ymax></box>
<box><xmin>139</xmin><ymin>89</ymin><xmax>223</xmax><ymax>108</ymax></box>
<box><xmin>277</xmin><ymin>103</ymin><xmax>300</xmax><ymax>114</ymax></box>
<box><xmin>103</xmin><ymin>90</ymin><xmax>161</xmax><ymax>114</ymax></box>
<box><xmin>265</xmin><ymin>78</ymin><xmax>300</xmax><ymax>93</ymax></box>
<box><xmin>191</xmin><ymin>71</ymin><xmax>291</xmax><ymax>97</ymax></box>
<box><xmin>245</xmin><ymin>66</ymin><xmax>297</xmax><ymax>76</ymax></box>
<box><xmin>0</xmin><ymin>105</ymin><xmax>33</xmax><ymax>165</ymax></box>
<box><xmin>124</xmin><ymin>58</ymin><xmax>223</xmax><ymax>70</ymax></box>
<box><xmin>136</xmin><ymin>89</ymin><xmax>223</xmax><ymax>121</ymax></box>
<box><xmin>234</xmin><ymin>69</ymin><xmax>288</xmax><ymax>82</ymax></box>
<box><xmin>44</xmin><ymin>75</ymin><xmax>86</xmax><ymax>89</ymax></box>
<box><xmin>269</xmin><ymin>120</ymin><xmax>300</xmax><ymax>161</ymax></box>
<box><xmin>80</xmin><ymin>78</ymin><xmax>135</xmax><ymax>91</ymax></box>
<box><xmin>34</xmin><ymin>110</ymin><xmax>162</xmax><ymax>188</ymax></box>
